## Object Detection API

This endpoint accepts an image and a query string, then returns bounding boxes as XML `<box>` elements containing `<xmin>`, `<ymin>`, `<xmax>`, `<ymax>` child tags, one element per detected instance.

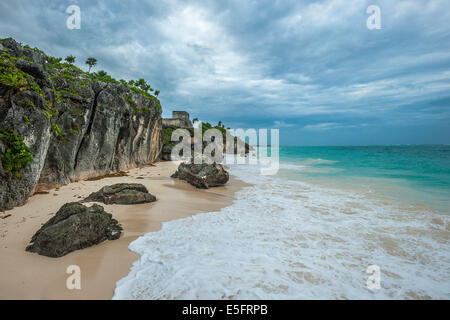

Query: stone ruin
<box><xmin>162</xmin><ymin>111</ymin><xmax>193</xmax><ymax>129</ymax></box>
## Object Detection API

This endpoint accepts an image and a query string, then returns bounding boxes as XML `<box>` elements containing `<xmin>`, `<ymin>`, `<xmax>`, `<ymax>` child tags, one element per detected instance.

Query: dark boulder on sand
<box><xmin>26</xmin><ymin>202</ymin><xmax>122</xmax><ymax>257</ymax></box>
<box><xmin>82</xmin><ymin>183</ymin><xmax>156</xmax><ymax>205</ymax></box>
<box><xmin>171</xmin><ymin>162</ymin><xmax>229</xmax><ymax>189</ymax></box>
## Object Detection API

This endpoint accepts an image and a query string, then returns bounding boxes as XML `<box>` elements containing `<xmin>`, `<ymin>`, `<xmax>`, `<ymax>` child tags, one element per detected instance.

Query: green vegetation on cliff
<box><xmin>0</xmin><ymin>38</ymin><xmax>165</xmax><ymax>211</ymax></box>
<box><xmin>0</xmin><ymin>129</ymin><xmax>33</xmax><ymax>178</ymax></box>
<box><xmin>162</xmin><ymin>127</ymin><xmax>176</xmax><ymax>147</ymax></box>
<box><xmin>0</xmin><ymin>51</ymin><xmax>31</xmax><ymax>88</ymax></box>
<box><xmin>161</xmin><ymin>120</ymin><xmax>250</xmax><ymax>157</ymax></box>
<box><xmin>0</xmin><ymin>37</ymin><xmax>164</xmax><ymax>179</ymax></box>
<box><xmin>87</xmin><ymin>71</ymin><xmax>162</xmax><ymax>112</ymax></box>
<box><xmin>65</xmin><ymin>55</ymin><xmax>75</xmax><ymax>65</ymax></box>
<box><xmin>1</xmin><ymin>37</ymin><xmax>161</xmax><ymax>107</ymax></box>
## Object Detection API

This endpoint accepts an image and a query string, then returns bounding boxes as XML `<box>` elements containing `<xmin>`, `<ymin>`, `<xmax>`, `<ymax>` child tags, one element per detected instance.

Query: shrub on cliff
<box><xmin>0</xmin><ymin>51</ymin><xmax>58</xmax><ymax>119</ymax></box>
<box><xmin>89</xmin><ymin>70</ymin><xmax>119</xmax><ymax>84</ymax></box>
<box><xmin>162</xmin><ymin>127</ymin><xmax>176</xmax><ymax>147</ymax></box>
<box><xmin>0</xmin><ymin>52</ymin><xmax>29</xmax><ymax>89</ymax></box>
<box><xmin>0</xmin><ymin>129</ymin><xmax>33</xmax><ymax>178</ymax></box>
<box><xmin>136</xmin><ymin>78</ymin><xmax>153</xmax><ymax>93</ymax></box>
<box><xmin>65</xmin><ymin>55</ymin><xmax>76</xmax><ymax>64</ymax></box>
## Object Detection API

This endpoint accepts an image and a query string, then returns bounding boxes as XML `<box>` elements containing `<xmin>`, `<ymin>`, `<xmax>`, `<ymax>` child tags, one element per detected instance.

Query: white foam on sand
<box><xmin>113</xmin><ymin>158</ymin><xmax>450</xmax><ymax>300</ymax></box>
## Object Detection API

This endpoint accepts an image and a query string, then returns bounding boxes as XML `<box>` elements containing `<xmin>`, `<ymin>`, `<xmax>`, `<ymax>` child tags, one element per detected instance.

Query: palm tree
<box><xmin>85</xmin><ymin>57</ymin><xmax>97</xmax><ymax>73</ymax></box>
<box><xmin>65</xmin><ymin>55</ymin><xmax>76</xmax><ymax>64</ymax></box>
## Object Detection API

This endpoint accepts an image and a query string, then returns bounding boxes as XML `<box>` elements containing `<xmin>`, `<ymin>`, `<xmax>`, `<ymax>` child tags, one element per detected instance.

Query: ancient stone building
<box><xmin>162</xmin><ymin>111</ymin><xmax>193</xmax><ymax>129</ymax></box>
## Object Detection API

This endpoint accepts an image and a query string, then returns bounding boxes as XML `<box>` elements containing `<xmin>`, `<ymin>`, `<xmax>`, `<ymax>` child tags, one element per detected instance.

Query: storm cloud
<box><xmin>1</xmin><ymin>0</ymin><xmax>449</xmax><ymax>145</ymax></box>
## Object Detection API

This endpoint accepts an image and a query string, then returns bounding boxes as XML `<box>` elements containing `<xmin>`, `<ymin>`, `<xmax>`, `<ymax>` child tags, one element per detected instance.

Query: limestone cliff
<box><xmin>0</xmin><ymin>38</ymin><xmax>163</xmax><ymax>211</ymax></box>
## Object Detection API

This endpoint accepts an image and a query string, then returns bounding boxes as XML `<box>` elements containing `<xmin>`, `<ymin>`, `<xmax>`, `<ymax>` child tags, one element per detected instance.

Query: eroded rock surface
<box><xmin>82</xmin><ymin>183</ymin><xmax>156</xmax><ymax>205</ymax></box>
<box><xmin>171</xmin><ymin>162</ymin><xmax>229</xmax><ymax>189</ymax></box>
<box><xmin>0</xmin><ymin>38</ymin><xmax>163</xmax><ymax>211</ymax></box>
<box><xmin>26</xmin><ymin>202</ymin><xmax>122</xmax><ymax>257</ymax></box>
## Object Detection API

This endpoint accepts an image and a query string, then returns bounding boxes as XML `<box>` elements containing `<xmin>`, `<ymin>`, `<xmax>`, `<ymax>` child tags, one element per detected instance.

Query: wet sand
<box><xmin>0</xmin><ymin>161</ymin><xmax>247</xmax><ymax>300</ymax></box>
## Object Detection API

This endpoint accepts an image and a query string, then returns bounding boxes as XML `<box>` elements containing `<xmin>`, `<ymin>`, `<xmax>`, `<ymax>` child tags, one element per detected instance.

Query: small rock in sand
<box><xmin>82</xmin><ymin>183</ymin><xmax>156</xmax><ymax>205</ymax></box>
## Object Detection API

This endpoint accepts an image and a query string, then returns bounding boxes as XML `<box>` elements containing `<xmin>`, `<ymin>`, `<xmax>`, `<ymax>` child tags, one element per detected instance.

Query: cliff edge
<box><xmin>0</xmin><ymin>38</ymin><xmax>163</xmax><ymax>211</ymax></box>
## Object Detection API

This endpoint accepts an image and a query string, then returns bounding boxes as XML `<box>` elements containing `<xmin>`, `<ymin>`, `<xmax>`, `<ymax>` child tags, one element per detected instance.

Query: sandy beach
<box><xmin>0</xmin><ymin>161</ymin><xmax>247</xmax><ymax>300</ymax></box>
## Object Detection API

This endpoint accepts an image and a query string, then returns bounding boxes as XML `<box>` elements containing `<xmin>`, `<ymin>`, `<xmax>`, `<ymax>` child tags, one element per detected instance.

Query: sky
<box><xmin>1</xmin><ymin>0</ymin><xmax>449</xmax><ymax>146</ymax></box>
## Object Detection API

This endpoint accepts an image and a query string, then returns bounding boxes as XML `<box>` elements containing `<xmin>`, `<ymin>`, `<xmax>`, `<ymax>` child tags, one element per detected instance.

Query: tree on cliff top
<box><xmin>65</xmin><ymin>55</ymin><xmax>76</xmax><ymax>64</ymax></box>
<box><xmin>136</xmin><ymin>78</ymin><xmax>153</xmax><ymax>93</ymax></box>
<box><xmin>85</xmin><ymin>57</ymin><xmax>97</xmax><ymax>73</ymax></box>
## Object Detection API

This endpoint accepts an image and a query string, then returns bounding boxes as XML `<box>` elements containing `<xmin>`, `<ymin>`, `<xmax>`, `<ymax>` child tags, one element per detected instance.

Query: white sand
<box><xmin>0</xmin><ymin>161</ymin><xmax>247</xmax><ymax>299</ymax></box>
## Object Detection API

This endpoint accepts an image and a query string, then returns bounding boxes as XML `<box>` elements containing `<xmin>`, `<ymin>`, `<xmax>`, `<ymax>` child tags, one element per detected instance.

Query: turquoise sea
<box><xmin>278</xmin><ymin>145</ymin><xmax>450</xmax><ymax>213</ymax></box>
<box><xmin>115</xmin><ymin>145</ymin><xmax>450</xmax><ymax>299</ymax></box>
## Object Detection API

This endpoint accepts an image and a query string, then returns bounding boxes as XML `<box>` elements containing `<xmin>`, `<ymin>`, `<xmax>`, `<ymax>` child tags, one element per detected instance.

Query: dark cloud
<box><xmin>0</xmin><ymin>0</ymin><xmax>449</xmax><ymax>145</ymax></box>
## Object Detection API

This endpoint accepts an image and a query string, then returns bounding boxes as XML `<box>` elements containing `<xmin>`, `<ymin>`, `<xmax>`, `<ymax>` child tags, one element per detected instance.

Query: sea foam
<box><xmin>113</xmin><ymin>156</ymin><xmax>450</xmax><ymax>300</ymax></box>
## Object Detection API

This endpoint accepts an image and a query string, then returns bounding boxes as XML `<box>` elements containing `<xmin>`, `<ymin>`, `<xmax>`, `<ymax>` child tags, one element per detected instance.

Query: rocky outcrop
<box><xmin>171</xmin><ymin>162</ymin><xmax>229</xmax><ymax>189</ymax></box>
<box><xmin>26</xmin><ymin>202</ymin><xmax>122</xmax><ymax>257</ymax></box>
<box><xmin>0</xmin><ymin>38</ymin><xmax>163</xmax><ymax>211</ymax></box>
<box><xmin>82</xmin><ymin>183</ymin><xmax>156</xmax><ymax>205</ymax></box>
<box><xmin>224</xmin><ymin>137</ymin><xmax>253</xmax><ymax>155</ymax></box>
<box><xmin>161</xmin><ymin>145</ymin><xmax>175</xmax><ymax>161</ymax></box>
<box><xmin>160</xmin><ymin>123</ymin><xmax>252</xmax><ymax>162</ymax></box>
